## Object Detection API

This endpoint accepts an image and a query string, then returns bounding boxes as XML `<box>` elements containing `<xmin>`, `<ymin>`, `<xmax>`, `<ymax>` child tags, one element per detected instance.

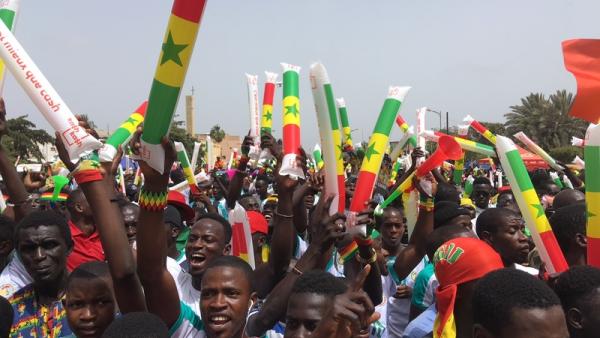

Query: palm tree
<box><xmin>209</xmin><ymin>125</ymin><xmax>225</xmax><ymax>143</ymax></box>
<box><xmin>504</xmin><ymin>90</ymin><xmax>587</xmax><ymax>150</ymax></box>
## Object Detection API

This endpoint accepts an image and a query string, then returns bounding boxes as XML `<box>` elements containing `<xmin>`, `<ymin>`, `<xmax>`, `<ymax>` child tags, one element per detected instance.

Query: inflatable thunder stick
<box><xmin>390</xmin><ymin>126</ymin><xmax>415</xmax><ymax>164</ymax></box>
<box><xmin>313</xmin><ymin>144</ymin><xmax>324</xmax><ymax>170</ymax></box>
<box><xmin>279</xmin><ymin>63</ymin><xmax>304</xmax><ymax>179</ymax></box>
<box><xmin>261</xmin><ymin>71</ymin><xmax>277</xmax><ymax>135</ymax></box>
<box><xmin>396</xmin><ymin>115</ymin><xmax>417</xmax><ymax>148</ymax></box>
<box><xmin>584</xmin><ymin>124</ymin><xmax>600</xmax><ymax>267</ymax></box>
<box><xmin>416</xmin><ymin>107</ymin><xmax>427</xmax><ymax>150</ymax></box>
<box><xmin>190</xmin><ymin>141</ymin><xmax>201</xmax><ymax>173</ymax></box>
<box><xmin>230</xmin><ymin>203</ymin><xmax>255</xmax><ymax>269</ymax></box>
<box><xmin>0</xmin><ymin>21</ymin><xmax>102</xmax><ymax>160</ymax></box>
<box><xmin>514</xmin><ymin>132</ymin><xmax>563</xmax><ymax>171</ymax></box>
<box><xmin>310</xmin><ymin>62</ymin><xmax>345</xmax><ymax>213</ymax></box>
<box><xmin>206</xmin><ymin>136</ymin><xmax>214</xmax><ymax>171</ymax></box>
<box><xmin>463</xmin><ymin>115</ymin><xmax>497</xmax><ymax>145</ymax></box>
<box><xmin>336</xmin><ymin>98</ymin><xmax>354</xmax><ymax>150</ymax></box>
<box><xmin>453</xmin><ymin>155</ymin><xmax>465</xmax><ymax>186</ymax></box>
<box><xmin>140</xmin><ymin>0</ymin><xmax>206</xmax><ymax>173</ymax></box>
<box><xmin>496</xmin><ymin>135</ymin><xmax>568</xmax><ymax>274</ymax></box>
<box><xmin>350</xmin><ymin>86</ymin><xmax>411</xmax><ymax>233</ymax></box>
<box><xmin>246</xmin><ymin>73</ymin><xmax>260</xmax><ymax>140</ymax></box>
<box><xmin>175</xmin><ymin>142</ymin><xmax>200</xmax><ymax>194</ymax></box>
<box><xmin>99</xmin><ymin>101</ymin><xmax>148</xmax><ymax>162</ymax></box>
<box><xmin>421</xmin><ymin>130</ymin><xmax>496</xmax><ymax>157</ymax></box>
<box><xmin>0</xmin><ymin>0</ymin><xmax>20</xmax><ymax>95</ymax></box>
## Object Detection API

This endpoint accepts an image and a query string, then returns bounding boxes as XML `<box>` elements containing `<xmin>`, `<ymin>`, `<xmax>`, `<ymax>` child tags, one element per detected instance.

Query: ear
<box><xmin>575</xmin><ymin>233</ymin><xmax>587</xmax><ymax>248</ymax></box>
<box><xmin>567</xmin><ymin>307</ymin><xmax>584</xmax><ymax>330</ymax></box>
<box><xmin>472</xmin><ymin>324</ymin><xmax>494</xmax><ymax>338</ymax></box>
<box><xmin>479</xmin><ymin>230</ymin><xmax>493</xmax><ymax>243</ymax></box>
<box><xmin>223</xmin><ymin>243</ymin><xmax>231</xmax><ymax>255</ymax></box>
<box><xmin>171</xmin><ymin>227</ymin><xmax>181</xmax><ymax>239</ymax></box>
<box><xmin>75</xmin><ymin>202</ymin><xmax>84</xmax><ymax>213</ymax></box>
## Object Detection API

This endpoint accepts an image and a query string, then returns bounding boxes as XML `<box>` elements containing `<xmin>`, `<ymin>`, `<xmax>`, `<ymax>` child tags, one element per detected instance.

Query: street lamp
<box><xmin>426</xmin><ymin>109</ymin><xmax>449</xmax><ymax>134</ymax></box>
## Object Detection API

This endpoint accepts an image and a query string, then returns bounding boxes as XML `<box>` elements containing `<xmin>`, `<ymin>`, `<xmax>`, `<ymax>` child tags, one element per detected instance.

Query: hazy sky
<box><xmin>4</xmin><ymin>0</ymin><xmax>600</xmax><ymax>146</ymax></box>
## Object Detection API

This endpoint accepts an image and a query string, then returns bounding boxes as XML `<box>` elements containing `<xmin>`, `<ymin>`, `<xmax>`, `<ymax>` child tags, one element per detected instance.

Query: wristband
<box><xmin>139</xmin><ymin>189</ymin><xmax>168</xmax><ymax>212</ymax></box>
<box><xmin>72</xmin><ymin>160</ymin><xmax>103</xmax><ymax>184</ymax></box>
<box><xmin>355</xmin><ymin>248</ymin><xmax>377</xmax><ymax>264</ymax></box>
<box><xmin>354</xmin><ymin>236</ymin><xmax>373</xmax><ymax>247</ymax></box>
<box><xmin>419</xmin><ymin>194</ymin><xmax>434</xmax><ymax>212</ymax></box>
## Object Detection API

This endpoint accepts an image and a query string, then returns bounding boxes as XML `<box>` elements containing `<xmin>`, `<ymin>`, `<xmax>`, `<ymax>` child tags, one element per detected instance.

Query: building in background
<box><xmin>186</xmin><ymin>91</ymin><xmax>195</xmax><ymax>135</ymax></box>
<box><xmin>196</xmin><ymin>133</ymin><xmax>241</xmax><ymax>166</ymax></box>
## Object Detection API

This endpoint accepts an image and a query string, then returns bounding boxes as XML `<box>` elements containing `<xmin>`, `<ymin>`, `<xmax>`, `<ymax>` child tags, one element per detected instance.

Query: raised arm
<box><xmin>392</xmin><ymin>174</ymin><xmax>437</xmax><ymax>281</ymax></box>
<box><xmin>0</xmin><ymin>98</ymin><xmax>31</xmax><ymax>221</ymax></box>
<box><xmin>226</xmin><ymin>134</ymin><xmax>253</xmax><ymax>209</ymax></box>
<box><xmin>131</xmin><ymin>131</ymin><xmax>181</xmax><ymax>326</ymax></box>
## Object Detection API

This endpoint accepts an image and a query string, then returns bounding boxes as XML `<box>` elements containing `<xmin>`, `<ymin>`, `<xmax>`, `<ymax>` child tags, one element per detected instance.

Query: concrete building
<box><xmin>186</xmin><ymin>94</ymin><xmax>195</xmax><ymax>135</ymax></box>
<box><xmin>196</xmin><ymin>133</ymin><xmax>241</xmax><ymax>167</ymax></box>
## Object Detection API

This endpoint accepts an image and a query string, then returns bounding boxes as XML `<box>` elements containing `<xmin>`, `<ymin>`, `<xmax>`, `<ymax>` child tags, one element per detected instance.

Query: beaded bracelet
<box><xmin>72</xmin><ymin>160</ymin><xmax>103</xmax><ymax>184</ymax></box>
<box><xmin>139</xmin><ymin>189</ymin><xmax>168</xmax><ymax>212</ymax></box>
<box><xmin>418</xmin><ymin>194</ymin><xmax>434</xmax><ymax>212</ymax></box>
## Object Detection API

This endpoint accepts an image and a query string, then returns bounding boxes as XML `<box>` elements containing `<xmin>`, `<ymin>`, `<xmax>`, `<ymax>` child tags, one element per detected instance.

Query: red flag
<box><xmin>563</xmin><ymin>39</ymin><xmax>600</xmax><ymax>123</ymax></box>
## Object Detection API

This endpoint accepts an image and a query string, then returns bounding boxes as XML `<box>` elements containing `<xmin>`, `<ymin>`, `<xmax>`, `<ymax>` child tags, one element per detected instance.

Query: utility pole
<box><xmin>427</xmin><ymin>109</ymin><xmax>443</xmax><ymax>131</ymax></box>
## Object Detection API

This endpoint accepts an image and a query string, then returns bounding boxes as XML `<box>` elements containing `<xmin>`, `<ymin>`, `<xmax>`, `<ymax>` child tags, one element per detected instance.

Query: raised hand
<box><xmin>413</xmin><ymin>172</ymin><xmax>438</xmax><ymax>199</ymax></box>
<box><xmin>309</xmin><ymin>194</ymin><xmax>346</xmax><ymax>253</ymax></box>
<box><xmin>129</xmin><ymin>127</ymin><xmax>176</xmax><ymax>188</ymax></box>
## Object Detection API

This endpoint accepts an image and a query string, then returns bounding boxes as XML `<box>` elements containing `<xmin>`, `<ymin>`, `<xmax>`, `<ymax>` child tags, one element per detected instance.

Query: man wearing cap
<box><xmin>248</xmin><ymin>210</ymin><xmax>269</xmax><ymax>267</ymax></box>
<box><xmin>168</xmin><ymin>191</ymin><xmax>195</xmax><ymax>264</ymax></box>
<box><xmin>433</xmin><ymin>201</ymin><xmax>473</xmax><ymax>231</ymax></box>
<box><xmin>432</xmin><ymin>237</ymin><xmax>504</xmax><ymax>338</ymax></box>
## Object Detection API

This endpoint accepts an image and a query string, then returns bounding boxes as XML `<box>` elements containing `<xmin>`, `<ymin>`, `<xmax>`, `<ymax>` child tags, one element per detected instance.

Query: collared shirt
<box><xmin>402</xmin><ymin>304</ymin><xmax>436</xmax><ymax>338</ymax></box>
<box><xmin>8</xmin><ymin>284</ymin><xmax>73</xmax><ymax>338</ymax></box>
<box><xmin>66</xmin><ymin>221</ymin><xmax>105</xmax><ymax>271</ymax></box>
<box><xmin>0</xmin><ymin>252</ymin><xmax>32</xmax><ymax>299</ymax></box>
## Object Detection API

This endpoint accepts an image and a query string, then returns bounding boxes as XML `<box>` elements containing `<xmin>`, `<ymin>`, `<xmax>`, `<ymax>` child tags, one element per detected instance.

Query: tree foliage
<box><xmin>209</xmin><ymin>125</ymin><xmax>225</xmax><ymax>143</ymax></box>
<box><xmin>504</xmin><ymin>90</ymin><xmax>587</xmax><ymax>150</ymax></box>
<box><xmin>1</xmin><ymin>115</ymin><xmax>53</xmax><ymax>162</ymax></box>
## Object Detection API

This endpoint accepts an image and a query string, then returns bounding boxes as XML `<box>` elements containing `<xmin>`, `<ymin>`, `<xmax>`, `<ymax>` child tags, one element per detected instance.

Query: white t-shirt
<box><xmin>169</xmin><ymin>302</ymin><xmax>206</xmax><ymax>338</ymax></box>
<box><xmin>515</xmin><ymin>263</ymin><xmax>539</xmax><ymax>275</ymax></box>
<box><xmin>385</xmin><ymin>257</ymin><xmax>427</xmax><ymax>337</ymax></box>
<box><xmin>169</xmin><ymin>265</ymin><xmax>202</xmax><ymax>317</ymax></box>
<box><xmin>0</xmin><ymin>253</ymin><xmax>32</xmax><ymax>298</ymax></box>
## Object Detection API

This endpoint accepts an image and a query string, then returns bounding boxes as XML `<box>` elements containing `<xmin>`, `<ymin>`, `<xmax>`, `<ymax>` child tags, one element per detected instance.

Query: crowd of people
<box><xmin>0</xmin><ymin>98</ymin><xmax>598</xmax><ymax>338</ymax></box>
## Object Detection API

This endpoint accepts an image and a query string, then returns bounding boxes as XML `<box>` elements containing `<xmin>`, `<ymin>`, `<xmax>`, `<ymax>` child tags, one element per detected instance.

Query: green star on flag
<box><xmin>125</xmin><ymin>117</ymin><xmax>138</xmax><ymax>126</ymax></box>
<box><xmin>285</xmin><ymin>104</ymin><xmax>299</xmax><ymax>117</ymax></box>
<box><xmin>365</xmin><ymin>141</ymin><xmax>379</xmax><ymax>161</ymax></box>
<box><xmin>161</xmin><ymin>31</ymin><xmax>188</xmax><ymax>66</ymax></box>
<box><xmin>265</xmin><ymin>111</ymin><xmax>273</xmax><ymax>121</ymax></box>
<box><xmin>588</xmin><ymin>211</ymin><xmax>597</xmax><ymax>220</ymax></box>
<box><xmin>531</xmin><ymin>203</ymin><xmax>545</xmax><ymax>218</ymax></box>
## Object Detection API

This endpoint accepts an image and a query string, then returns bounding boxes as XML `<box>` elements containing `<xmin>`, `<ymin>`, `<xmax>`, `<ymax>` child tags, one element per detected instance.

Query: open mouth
<box><xmin>208</xmin><ymin>314</ymin><xmax>231</xmax><ymax>330</ymax></box>
<box><xmin>189</xmin><ymin>253</ymin><xmax>206</xmax><ymax>268</ymax></box>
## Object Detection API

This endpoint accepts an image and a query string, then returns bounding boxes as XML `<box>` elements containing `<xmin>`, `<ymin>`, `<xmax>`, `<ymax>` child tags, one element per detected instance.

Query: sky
<box><xmin>4</xmin><ymin>0</ymin><xmax>600</xmax><ymax>146</ymax></box>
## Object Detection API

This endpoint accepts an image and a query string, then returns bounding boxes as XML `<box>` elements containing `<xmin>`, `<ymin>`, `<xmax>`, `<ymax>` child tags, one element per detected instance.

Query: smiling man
<box><xmin>8</xmin><ymin>210</ymin><xmax>75</xmax><ymax>337</ymax></box>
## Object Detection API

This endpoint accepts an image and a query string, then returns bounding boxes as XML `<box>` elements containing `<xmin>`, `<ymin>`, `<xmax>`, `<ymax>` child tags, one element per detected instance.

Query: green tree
<box><xmin>1</xmin><ymin>115</ymin><xmax>53</xmax><ymax>162</ymax></box>
<box><xmin>504</xmin><ymin>90</ymin><xmax>587</xmax><ymax>150</ymax></box>
<box><xmin>209</xmin><ymin>125</ymin><xmax>225</xmax><ymax>143</ymax></box>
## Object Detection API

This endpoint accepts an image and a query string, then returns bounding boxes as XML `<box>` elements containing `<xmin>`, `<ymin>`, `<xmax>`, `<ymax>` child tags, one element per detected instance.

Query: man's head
<box><xmin>66</xmin><ymin>188</ymin><xmax>93</xmax><ymax>221</ymax></box>
<box><xmin>262</xmin><ymin>196</ymin><xmax>278</xmax><ymax>223</ymax></box>
<box><xmin>102</xmin><ymin>312</ymin><xmax>169</xmax><ymax>338</ymax></box>
<box><xmin>377</xmin><ymin>207</ymin><xmax>405</xmax><ymax>250</ymax></box>
<box><xmin>433</xmin><ymin>237</ymin><xmax>504</xmax><ymax>338</ymax></box>
<box><xmin>248</xmin><ymin>211</ymin><xmax>268</xmax><ymax>258</ymax></box>
<box><xmin>472</xmin><ymin>177</ymin><xmax>493</xmax><ymax>209</ymax></box>
<box><xmin>476</xmin><ymin>208</ymin><xmax>530</xmax><ymax>266</ymax></box>
<box><xmin>549</xmin><ymin>203</ymin><xmax>587</xmax><ymax>266</ymax></box>
<box><xmin>64</xmin><ymin>261</ymin><xmax>115</xmax><ymax>338</ymax></box>
<box><xmin>472</xmin><ymin>268</ymin><xmax>567</xmax><ymax>338</ymax></box>
<box><xmin>554</xmin><ymin>265</ymin><xmax>600</xmax><ymax>338</ymax></box>
<box><xmin>15</xmin><ymin>210</ymin><xmax>73</xmax><ymax>285</ymax></box>
<box><xmin>120</xmin><ymin>203</ymin><xmax>139</xmax><ymax>245</ymax></box>
<box><xmin>0</xmin><ymin>215</ymin><xmax>15</xmax><ymax>267</ymax></box>
<box><xmin>163</xmin><ymin>205</ymin><xmax>183</xmax><ymax>250</ymax></box>
<box><xmin>185</xmin><ymin>213</ymin><xmax>232</xmax><ymax>277</ymax></box>
<box><xmin>201</xmin><ymin>256</ymin><xmax>257</xmax><ymax>338</ymax></box>
<box><xmin>433</xmin><ymin>201</ymin><xmax>473</xmax><ymax>230</ymax></box>
<box><xmin>552</xmin><ymin>189</ymin><xmax>585</xmax><ymax>211</ymax></box>
<box><xmin>285</xmin><ymin>270</ymin><xmax>347</xmax><ymax>338</ymax></box>
<box><xmin>240</xmin><ymin>195</ymin><xmax>260</xmax><ymax>212</ymax></box>
<box><xmin>496</xmin><ymin>189</ymin><xmax>519</xmax><ymax>213</ymax></box>
<box><xmin>254</xmin><ymin>175</ymin><xmax>270</xmax><ymax>200</ymax></box>
<box><xmin>426</xmin><ymin>224</ymin><xmax>476</xmax><ymax>260</ymax></box>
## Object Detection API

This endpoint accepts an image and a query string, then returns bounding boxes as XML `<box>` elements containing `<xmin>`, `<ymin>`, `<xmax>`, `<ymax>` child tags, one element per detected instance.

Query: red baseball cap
<box><xmin>167</xmin><ymin>191</ymin><xmax>195</xmax><ymax>224</ymax></box>
<box><xmin>247</xmin><ymin>211</ymin><xmax>268</xmax><ymax>235</ymax></box>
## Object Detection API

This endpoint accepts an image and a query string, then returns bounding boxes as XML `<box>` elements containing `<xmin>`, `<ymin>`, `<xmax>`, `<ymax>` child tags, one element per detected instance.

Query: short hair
<box><xmin>102</xmin><ymin>312</ymin><xmax>169</xmax><ymax>338</ymax></box>
<box><xmin>549</xmin><ymin>203</ymin><xmax>586</xmax><ymax>252</ymax></box>
<box><xmin>552</xmin><ymin>189</ymin><xmax>585</xmax><ymax>210</ymax></box>
<box><xmin>473</xmin><ymin>176</ymin><xmax>491</xmax><ymax>186</ymax></box>
<box><xmin>194</xmin><ymin>213</ymin><xmax>232</xmax><ymax>244</ymax></box>
<box><xmin>204</xmin><ymin>255</ymin><xmax>255</xmax><ymax>292</ymax></box>
<box><xmin>255</xmin><ymin>174</ymin><xmax>271</xmax><ymax>184</ymax></box>
<box><xmin>0</xmin><ymin>214</ymin><xmax>16</xmax><ymax>243</ymax></box>
<box><xmin>15</xmin><ymin>210</ymin><xmax>73</xmax><ymax>249</ymax></box>
<box><xmin>0</xmin><ymin>296</ymin><xmax>12</xmax><ymax>338</ymax></box>
<box><xmin>426</xmin><ymin>225</ymin><xmax>474</xmax><ymax>260</ymax></box>
<box><xmin>472</xmin><ymin>268</ymin><xmax>561</xmax><ymax>335</ymax></box>
<box><xmin>67</xmin><ymin>261</ymin><xmax>110</xmax><ymax>291</ymax></box>
<box><xmin>435</xmin><ymin>183</ymin><xmax>461</xmax><ymax>204</ymax></box>
<box><xmin>554</xmin><ymin>265</ymin><xmax>600</xmax><ymax>310</ymax></box>
<box><xmin>476</xmin><ymin>207</ymin><xmax>520</xmax><ymax>237</ymax></box>
<box><xmin>291</xmin><ymin>270</ymin><xmax>347</xmax><ymax>297</ymax></box>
